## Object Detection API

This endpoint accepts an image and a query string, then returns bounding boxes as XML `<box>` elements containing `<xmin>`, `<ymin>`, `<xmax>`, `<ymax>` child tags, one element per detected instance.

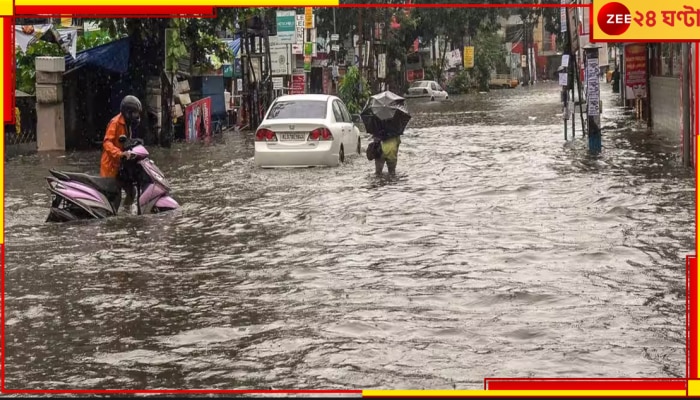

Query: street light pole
<box><xmin>523</xmin><ymin>20</ymin><xmax>530</xmax><ymax>86</ymax></box>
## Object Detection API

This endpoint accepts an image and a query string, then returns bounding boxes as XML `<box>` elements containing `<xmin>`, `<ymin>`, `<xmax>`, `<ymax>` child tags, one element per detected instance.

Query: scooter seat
<box><xmin>50</xmin><ymin>169</ymin><xmax>121</xmax><ymax>195</ymax></box>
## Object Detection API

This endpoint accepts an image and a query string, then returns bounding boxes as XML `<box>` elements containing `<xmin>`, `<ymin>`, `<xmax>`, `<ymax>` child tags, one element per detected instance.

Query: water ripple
<box><xmin>4</xmin><ymin>83</ymin><xmax>693</xmax><ymax>390</ymax></box>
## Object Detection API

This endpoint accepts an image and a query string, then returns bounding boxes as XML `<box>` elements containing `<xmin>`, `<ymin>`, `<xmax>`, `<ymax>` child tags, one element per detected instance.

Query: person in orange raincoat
<box><xmin>100</xmin><ymin>95</ymin><xmax>143</xmax><ymax>214</ymax></box>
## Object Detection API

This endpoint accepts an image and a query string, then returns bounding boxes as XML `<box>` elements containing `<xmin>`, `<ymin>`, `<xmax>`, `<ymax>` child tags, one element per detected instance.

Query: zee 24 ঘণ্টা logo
<box><xmin>597</xmin><ymin>1</ymin><xmax>700</xmax><ymax>36</ymax></box>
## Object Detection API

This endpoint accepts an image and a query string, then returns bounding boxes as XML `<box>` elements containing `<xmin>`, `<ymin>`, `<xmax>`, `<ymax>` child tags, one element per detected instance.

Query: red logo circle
<box><xmin>597</xmin><ymin>2</ymin><xmax>631</xmax><ymax>36</ymax></box>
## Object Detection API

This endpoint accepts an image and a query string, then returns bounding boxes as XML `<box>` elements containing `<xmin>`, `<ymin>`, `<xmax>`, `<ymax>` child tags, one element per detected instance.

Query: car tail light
<box><xmin>255</xmin><ymin>128</ymin><xmax>277</xmax><ymax>141</ymax></box>
<box><xmin>309</xmin><ymin>128</ymin><xmax>333</xmax><ymax>141</ymax></box>
<box><xmin>422</xmin><ymin>89</ymin><xmax>428</xmax><ymax>94</ymax></box>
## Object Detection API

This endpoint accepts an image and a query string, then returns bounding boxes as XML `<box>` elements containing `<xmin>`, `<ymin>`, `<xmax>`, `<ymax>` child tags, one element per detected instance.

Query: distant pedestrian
<box><xmin>611</xmin><ymin>66</ymin><xmax>620</xmax><ymax>93</ymax></box>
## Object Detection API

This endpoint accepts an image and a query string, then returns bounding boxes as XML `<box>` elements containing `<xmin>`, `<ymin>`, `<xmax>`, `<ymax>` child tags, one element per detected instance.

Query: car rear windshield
<box><xmin>410</xmin><ymin>81</ymin><xmax>430</xmax><ymax>88</ymax></box>
<box><xmin>266</xmin><ymin>100</ymin><xmax>327</xmax><ymax>119</ymax></box>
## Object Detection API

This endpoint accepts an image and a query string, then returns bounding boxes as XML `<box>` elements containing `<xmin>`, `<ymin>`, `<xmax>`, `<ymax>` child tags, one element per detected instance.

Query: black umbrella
<box><xmin>360</xmin><ymin>91</ymin><xmax>411</xmax><ymax>139</ymax></box>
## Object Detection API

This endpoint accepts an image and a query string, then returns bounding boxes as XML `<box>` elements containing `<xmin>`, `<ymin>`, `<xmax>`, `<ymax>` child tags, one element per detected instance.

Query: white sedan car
<box><xmin>405</xmin><ymin>80</ymin><xmax>449</xmax><ymax>101</ymax></box>
<box><xmin>254</xmin><ymin>94</ymin><xmax>363</xmax><ymax>168</ymax></box>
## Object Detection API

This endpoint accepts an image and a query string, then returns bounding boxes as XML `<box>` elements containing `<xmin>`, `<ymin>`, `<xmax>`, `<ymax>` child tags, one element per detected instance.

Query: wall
<box><xmin>63</xmin><ymin>66</ymin><xmax>122</xmax><ymax>150</ymax></box>
<box><xmin>650</xmin><ymin>76</ymin><xmax>681</xmax><ymax>141</ymax></box>
<box><xmin>5</xmin><ymin>94</ymin><xmax>38</xmax><ymax>158</ymax></box>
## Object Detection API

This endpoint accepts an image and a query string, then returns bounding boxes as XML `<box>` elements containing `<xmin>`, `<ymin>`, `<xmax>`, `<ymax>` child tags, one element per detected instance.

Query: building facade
<box><xmin>647</xmin><ymin>43</ymin><xmax>696</xmax><ymax>166</ymax></box>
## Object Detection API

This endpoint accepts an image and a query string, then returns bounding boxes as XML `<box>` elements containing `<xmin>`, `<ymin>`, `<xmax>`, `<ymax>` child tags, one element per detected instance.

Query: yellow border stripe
<box><xmin>0</xmin><ymin>1</ymin><xmax>11</xmax><ymax>16</ymax></box>
<box><xmin>362</xmin><ymin>390</ymin><xmax>687</xmax><ymax>397</ymax></box>
<box><xmin>15</xmin><ymin>0</ymin><xmax>339</xmax><ymax>5</ymax></box>
<box><xmin>697</xmin><ymin>44</ymin><xmax>700</xmax><ymax>268</ymax></box>
<box><xmin>0</xmin><ymin>17</ymin><xmax>5</xmax><ymax>245</ymax></box>
<box><xmin>689</xmin><ymin>380</ymin><xmax>700</xmax><ymax>396</ymax></box>
<box><xmin>695</xmin><ymin>43</ymin><xmax>700</xmax><ymax>382</ymax></box>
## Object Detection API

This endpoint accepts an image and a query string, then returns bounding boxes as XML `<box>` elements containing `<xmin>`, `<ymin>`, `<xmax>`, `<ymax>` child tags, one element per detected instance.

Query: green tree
<box><xmin>338</xmin><ymin>65</ymin><xmax>371</xmax><ymax>114</ymax></box>
<box><xmin>540</xmin><ymin>0</ymin><xmax>568</xmax><ymax>50</ymax></box>
<box><xmin>411</xmin><ymin>0</ymin><xmax>505</xmax><ymax>82</ymax></box>
<box><xmin>15</xmin><ymin>41</ymin><xmax>65</xmax><ymax>94</ymax></box>
<box><xmin>76</xmin><ymin>29</ymin><xmax>120</xmax><ymax>52</ymax></box>
<box><xmin>78</xmin><ymin>10</ymin><xmax>244</xmax><ymax>133</ymax></box>
<box><xmin>472</xmin><ymin>27</ymin><xmax>507</xmax><ymax>91</ymax></box>
<box><xmin>88</xmin><ymin>14</ymin><xmax>237</xmax><ymax>74</ymax></box>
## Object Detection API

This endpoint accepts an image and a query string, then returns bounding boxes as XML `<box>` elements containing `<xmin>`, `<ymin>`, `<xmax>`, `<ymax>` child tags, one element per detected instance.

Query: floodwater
<box><xmin>4</xmin><ymin>83</ymin><xmax>695</xmax><ymax>391</ymax></box>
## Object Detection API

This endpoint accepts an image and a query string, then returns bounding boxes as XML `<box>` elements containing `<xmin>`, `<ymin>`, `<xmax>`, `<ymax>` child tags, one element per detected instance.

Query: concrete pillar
<box><xmin>146</xmin><ymin>76</ymin><xmax>163</xmax><ymax>140</ymax></box>
<box><xmin>35</xmin><ymin>57</ymin><xmax>66</xmax><ymax>152</ymax></box>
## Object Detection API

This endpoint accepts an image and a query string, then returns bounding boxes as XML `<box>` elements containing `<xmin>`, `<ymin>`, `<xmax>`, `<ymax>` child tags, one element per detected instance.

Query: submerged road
<box><xmin>4</xmin><ymin>83</ymin><xmax>695</xmax><ymax>390</ymax></box>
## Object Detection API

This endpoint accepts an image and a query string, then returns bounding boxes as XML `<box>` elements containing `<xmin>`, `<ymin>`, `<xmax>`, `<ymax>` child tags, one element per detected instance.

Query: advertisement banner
<box><xmin>560</xmin><ymin>0</ymin><xmax>567</xmax><ymax>32</ymax></box>
<box><xmin>295</xmin><ymin>15</ymin><xmax>305</xmax><ymax>44</ymax></box>
<box><xmin>295</xmin><ymin>26</ymin><xmax>305</xmax><ymax>44</ymax></box>
<box><xmin>624</xmin><ymin>43</ymin><xmax>647</xmax><ymax>99</ymax></box>
<box><xmin>448</xmin><ymin>49</ymin><xmax>462</xmax><ymax>68</ymax></box>
<box><xmin>304</xmin><ymin>7</ymin><xmax>314</xmax><ymax>29</ymax></box>
<box><xmin>270</xmin><ymin>44</ymin><xmax>291</xmax><ymax>75</ymax></box>
<box><xmin>233</xmin><ymin>58</ymin><xmax>242</xmax><ymax>78</ymax></box>
<box><xmin>407</xmin><ymin>69</ymin><xmax>424</xmax><ymax>82</ymax></box>
<box><xmin>581</xmin><ymin>4</ymin><xmax>590</xmax><ymax>35</ymax></box>
<box><xmin>377</xmin><ymin>53</ymin><xmax>387</xmax><ymax>79</ymax></box>
<box><xmin>292</xmin><ymin>74</ymin><xmax>305</xmax><ymax>94</ymax></box>
<box><xmin>586</xmin><ymin>56</ymin><xmax>600</xmax><ymax>116</ymax></box>
<box><xmin>463</xmin><ymin>46</ymin><xmax>475</xmax><ymax>69</ymax></box>
<box><xmin>567</xmin><ymin>2</ymin><xmax>580</xmax><ymax>53</ymax></box>
<box><xmin>276</xmin><ymin>10</ymin><xmax>296</xmax><ymax>44</ymax></box>
<box><xmin>185</xmin><ymin>97</ymin><xmax>212</xmax><ymax>142</ymax></box>
<box><xmin>57</xmin><ymin>28</ymin><xmax>78</xmax><ymax>59</ymax></box>
<box><xmin>15</xmin><ymin>24</ymin><xmax>77</xmax><ymax>59</ymax></box>
<box><xmin>598</xmin><ymin>42</ymin><xmax>609</xmax><ymax>66</ymax></box>
<box><xmin>310</xmin><ymin>29</ymin><xmax>318</xmax><ymax>57</ymax></box>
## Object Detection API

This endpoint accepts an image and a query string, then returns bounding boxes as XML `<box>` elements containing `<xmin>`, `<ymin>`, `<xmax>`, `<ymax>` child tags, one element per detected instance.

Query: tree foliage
<box><xmin>338</xmin><ymin>66</ymin><xmax>371</xmax><ymax>114</ymax></box>
<box><xmin>411</xmin><ymin>0</ymin><xmax>504</xmax><ymax>81</ymax></box>
<box><xmin>15</xmin><ymin>41</ymin><xmax>65</xmax><ymax>94</ymax></box>
<box><xmin>77</xmin><ymin>29</ymin><xmax>119</xmax><ymax>52</ymax></box>
<box><xmin>473</xmin><ymin>27</ymin><xmax>507</xmax><ymax>91</ymax></box>
<box><xmin>88</xmin><ymin>13</ymin><xmax>237</xmax><ymax>72</ymax></box>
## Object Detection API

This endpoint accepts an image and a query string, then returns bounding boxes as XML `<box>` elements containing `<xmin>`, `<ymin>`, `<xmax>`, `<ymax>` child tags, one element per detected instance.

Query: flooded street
<box><xmin>4</xmin><ymin>83</ymin><xmax>695</xmax><ymax>390</ymax></box>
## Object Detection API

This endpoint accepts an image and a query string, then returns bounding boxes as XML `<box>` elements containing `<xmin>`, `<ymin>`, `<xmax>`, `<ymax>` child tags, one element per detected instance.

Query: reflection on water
<box><xmin>4</xmin><ymin>83</ymin><xmax>694</xmax><ymax>390</ymax></box>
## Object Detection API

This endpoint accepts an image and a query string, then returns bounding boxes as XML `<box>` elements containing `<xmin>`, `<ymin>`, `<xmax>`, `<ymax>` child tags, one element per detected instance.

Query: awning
<box><xmin>222</xmin><ymin>37</ymin><xmax>241</xmax><ymax>58</ymax></box>
<box><xmin>65</xmin><ymin>37</ymin><xmax>130</xmax><ymax>75</ymax></box>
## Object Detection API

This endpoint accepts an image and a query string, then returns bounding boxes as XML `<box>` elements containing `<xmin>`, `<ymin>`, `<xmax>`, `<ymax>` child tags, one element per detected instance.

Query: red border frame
<box><xmin>2</xmin><ymin>2</ymin><xmax>698</xmax><ymax>396</ymax></box>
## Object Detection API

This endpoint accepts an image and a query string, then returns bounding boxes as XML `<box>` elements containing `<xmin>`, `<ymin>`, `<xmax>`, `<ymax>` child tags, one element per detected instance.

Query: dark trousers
<box><xmin>375</xmin><ymin>157</ymin><xmax>397</xmax><ymax>175</ymax></box>
<box><xmin>119</xmin><ymin>180</ymin><xmax>136</xmax><ymax>210</ymax></box>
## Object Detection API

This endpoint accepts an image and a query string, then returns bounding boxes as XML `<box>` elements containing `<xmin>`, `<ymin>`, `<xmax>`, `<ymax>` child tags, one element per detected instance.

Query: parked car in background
<box><xmin>405</xmin><ymin>80</ymin><xmax>449</xmax><ymax>101</ymax></box>
<box><xmin>254</xmin><ymin>94</ymin><xmax>362</xmax><ymax>168</ymax></box>
<box><xmin>489</xmin><ymin>74</ymin><xmax>520</xmax><ymax>89</ymax></box>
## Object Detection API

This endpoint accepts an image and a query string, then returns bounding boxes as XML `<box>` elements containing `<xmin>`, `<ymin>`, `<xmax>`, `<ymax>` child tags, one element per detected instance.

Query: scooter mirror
<box><xmin>118</xmin><ymin>135</ymin><xmax>128</xmax><ymax>144</ymax></box>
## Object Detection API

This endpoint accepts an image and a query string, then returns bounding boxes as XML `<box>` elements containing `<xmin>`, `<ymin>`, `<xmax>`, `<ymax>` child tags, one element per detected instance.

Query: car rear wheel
<box><xmin>430</xmin><ymin>96</ymin><xmax>435</xmax><ymax>101</ymax></box>
<box><xmin>339</xmin><ymin>145</ymin><xmax>345</xmax><ymax>164</ymax></box>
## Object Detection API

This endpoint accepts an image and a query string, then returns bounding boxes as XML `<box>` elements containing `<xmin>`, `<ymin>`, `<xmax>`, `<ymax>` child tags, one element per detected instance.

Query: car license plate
<box><xmin>280</xmin><ymin>132</ymin><xmax>307</xmax><ymax>141</ymax></box>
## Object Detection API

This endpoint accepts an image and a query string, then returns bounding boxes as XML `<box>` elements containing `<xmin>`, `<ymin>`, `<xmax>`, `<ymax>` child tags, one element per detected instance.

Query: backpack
<box><xmin>366</xmin><ymin>140</ymin><xmax>383</xmax><ymax>161</ymax></box>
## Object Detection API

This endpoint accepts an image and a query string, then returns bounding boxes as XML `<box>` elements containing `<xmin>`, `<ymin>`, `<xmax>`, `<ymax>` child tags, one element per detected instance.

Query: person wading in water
<box><xmin>100</xmin><ymin>95</ymin><xmax>142</xmax><ymax>214</ymax></box>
